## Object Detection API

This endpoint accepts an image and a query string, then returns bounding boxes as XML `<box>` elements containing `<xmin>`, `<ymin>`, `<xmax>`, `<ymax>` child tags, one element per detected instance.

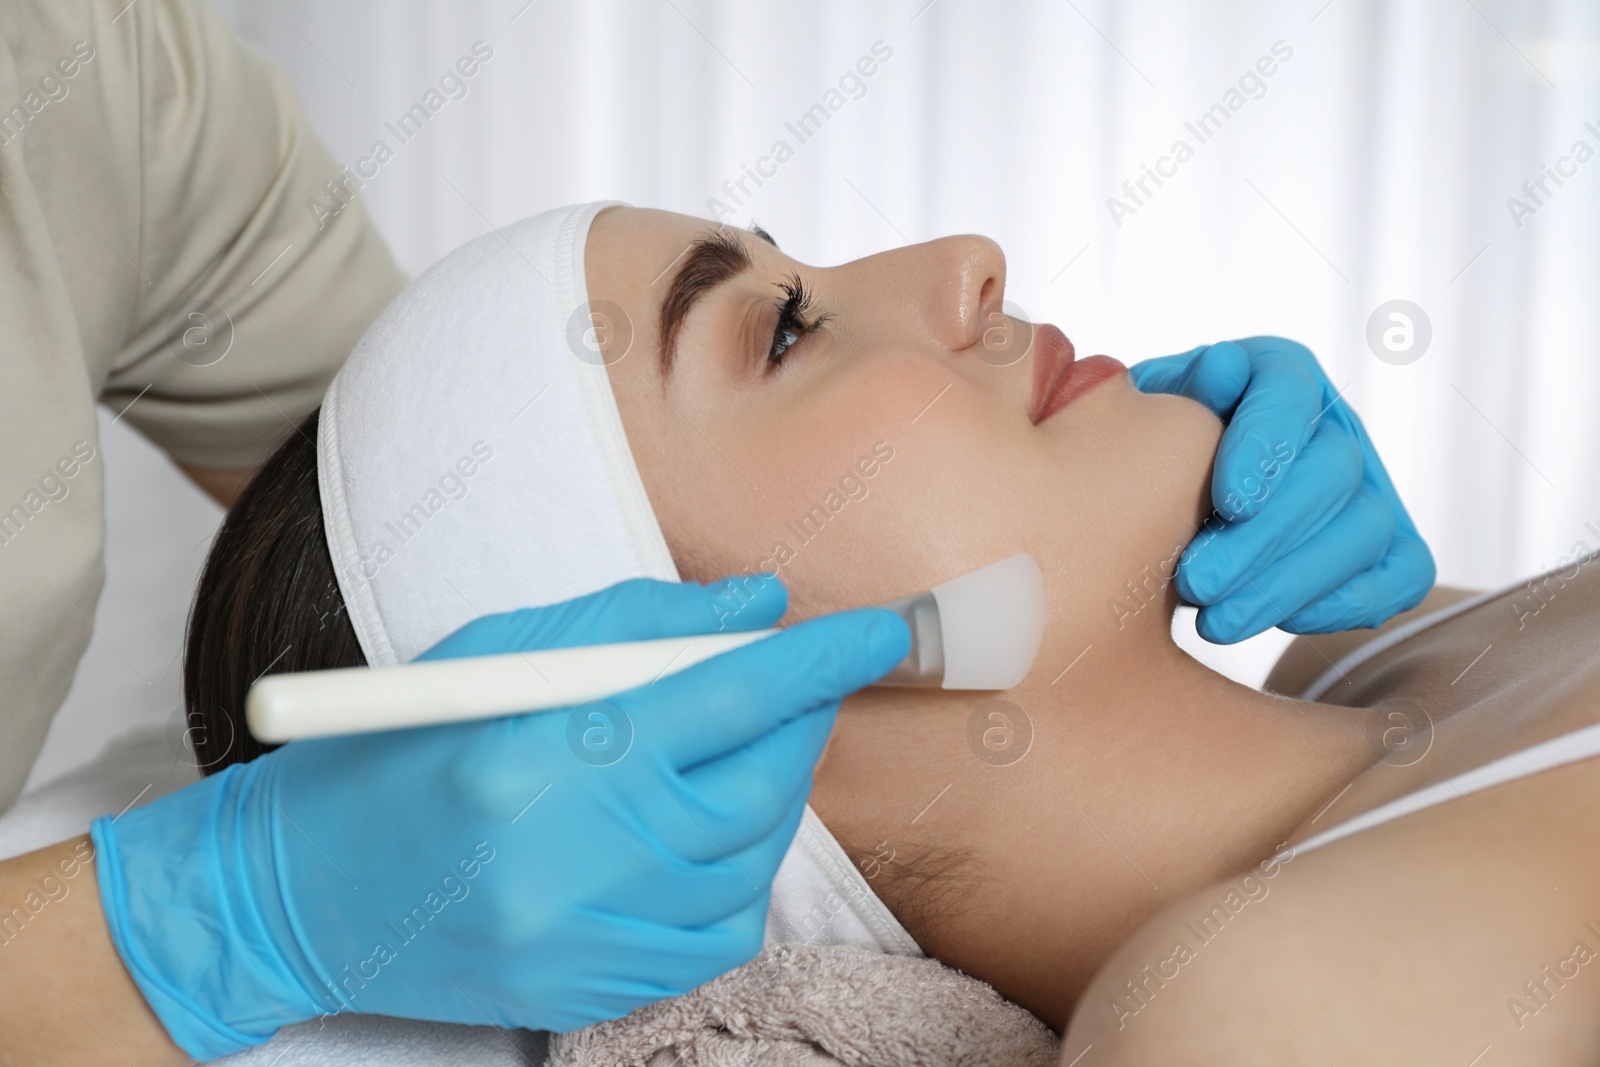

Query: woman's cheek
<box><xmin>809</xmin><ymin>433</ymin><xmax>1036</xmax><ymax>612</ymax></box>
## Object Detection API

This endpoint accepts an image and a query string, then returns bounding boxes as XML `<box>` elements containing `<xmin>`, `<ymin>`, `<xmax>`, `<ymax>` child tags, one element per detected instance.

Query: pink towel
<box><xmin>548</xmin><ymin>944</ymin><xmax>1059</xmax><ymax>1067</ymax></box>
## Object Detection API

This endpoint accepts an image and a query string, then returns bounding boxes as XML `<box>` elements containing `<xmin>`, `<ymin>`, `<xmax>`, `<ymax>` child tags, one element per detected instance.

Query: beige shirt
<box><xmin>0</xmin><ymin>0</ymin><xmax>406</xmax><ymax>810</ymax></box>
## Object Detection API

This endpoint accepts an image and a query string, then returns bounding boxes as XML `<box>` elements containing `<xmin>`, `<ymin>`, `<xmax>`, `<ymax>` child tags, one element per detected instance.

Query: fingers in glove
<box><xmin>1179</xmin><ymin>417</ymin><xmax>1363</xmax><ymax>607</ymax></box>
<box><xmin>1344</xmin><ymin>401</ymin><xmax>1428</xmax><ymax>543</ymax></box>
<box><xmin>1127</xmin><ymin>344</ymin><xmax>1209</xmax><ymax>394</ymax></box>
<box><xmin>1210</xmin><ymin>347</ymin><xmax>1330</xmax><ymax>523</ymax></box>
<box><xmin>611</xmin><ymin>887</ymin><xmax>775</xmax><ymax>1002</ymax></box>
<box><xmin>633</xmin><ymin>606</ymin><xmax>908</xmax><ymax>773</ymax></box>
<box><xmin>522</xmin><ymin>887</ymin><xmax>777</xmax><ymax>1030</ymax></box>
<box><xmin>1130</xmin><ymin>343</ymin><xmax>1252</xmax><ymax>418</ymax></box>
<box><xmin>1194</xmin><ymin>489</ymin><xmax>1393</xmax><ymax>643</ymax></box>
<box><xmin>1281</xmin><ymin>530</ymin><xmax>1436</xmax><ymax>634</ymax></box>
<box><xmin>598</xmin><ymin>793</ymin><xmax>809</xmax><ymax>930</ymax></box>
<box><xmin>635</xmin><ymin>707</ymin><xmax>832</xmax><ymax>863</ymax></box>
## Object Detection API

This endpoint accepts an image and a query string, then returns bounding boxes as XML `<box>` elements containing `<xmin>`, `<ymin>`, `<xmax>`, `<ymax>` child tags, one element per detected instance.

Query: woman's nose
<box><xmin>916</xmin><ymin>234</ymin><xmax>1007</xmax><ymax>352</ymax></box>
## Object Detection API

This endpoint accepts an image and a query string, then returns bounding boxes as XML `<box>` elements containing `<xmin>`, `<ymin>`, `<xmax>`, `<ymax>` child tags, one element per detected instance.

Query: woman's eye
<box><xmin>766</xmin><ymin>273</ymin><xmax>827</xmax><ymax>370</ymax></box>
<box><xmin>768</xmin><ymin>310</ymin><xmax>806</xmax><ymax>365</ymax></box>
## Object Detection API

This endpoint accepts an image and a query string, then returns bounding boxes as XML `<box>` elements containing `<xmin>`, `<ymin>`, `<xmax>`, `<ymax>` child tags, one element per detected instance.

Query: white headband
<box><xmin>317</xmin><ymin>201</ymin><xmax>920</xmax><ymax>958</ymax></box>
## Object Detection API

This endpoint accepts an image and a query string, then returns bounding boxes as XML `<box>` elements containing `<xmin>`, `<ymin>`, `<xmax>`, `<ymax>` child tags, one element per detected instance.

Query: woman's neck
<box><xmin>814</xmin><ymin>600</ymin><xmax>1382</xmax><ymax>1029</ymax></box>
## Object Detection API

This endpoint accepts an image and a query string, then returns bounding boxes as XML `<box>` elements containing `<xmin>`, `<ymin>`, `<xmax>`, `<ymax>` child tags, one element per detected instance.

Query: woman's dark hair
<box><xmin>184</xmin><ymin>409</ymin><xmax>365</xmax><ymax>773</ymax></box>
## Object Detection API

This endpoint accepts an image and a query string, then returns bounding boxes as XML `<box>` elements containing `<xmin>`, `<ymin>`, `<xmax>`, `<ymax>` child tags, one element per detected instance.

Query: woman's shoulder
<box><xmin>1063</xmin><ymin>751</ymin><xmax>1600</xmax><ymax>1065</ymax></box>
<box><xmin>1262</xmin><ymin>583</ymin><xmax>1484</xmax><ymax>698</ymax></box>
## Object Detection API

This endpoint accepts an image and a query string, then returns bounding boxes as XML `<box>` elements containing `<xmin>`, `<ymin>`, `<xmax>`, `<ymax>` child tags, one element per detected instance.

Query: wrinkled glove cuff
<box><xmin>91</xmin><ymin>763</ymin><xmax>331</xmax><ymax>1060</ymax></box>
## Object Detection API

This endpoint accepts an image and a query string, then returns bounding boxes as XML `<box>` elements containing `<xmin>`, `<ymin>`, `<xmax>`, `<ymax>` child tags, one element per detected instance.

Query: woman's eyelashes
<box><xmin>765</xmin><ymin>272</ymin><xmax>830</xmax><ymax>371</ymax></box>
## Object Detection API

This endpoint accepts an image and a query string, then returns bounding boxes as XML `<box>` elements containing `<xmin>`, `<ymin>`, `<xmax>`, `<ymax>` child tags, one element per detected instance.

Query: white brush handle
<box><xmin>246</xmin><ymin>629</ymin><xmax>777</xmax><ymax>742</ymax></box>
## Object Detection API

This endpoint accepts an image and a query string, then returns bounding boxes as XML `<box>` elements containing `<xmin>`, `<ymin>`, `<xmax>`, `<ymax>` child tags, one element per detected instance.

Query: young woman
<box><xmin>191</xmin><ymin>205</ymin><xmax>1600</xmax><ymax>1064</ymax></box>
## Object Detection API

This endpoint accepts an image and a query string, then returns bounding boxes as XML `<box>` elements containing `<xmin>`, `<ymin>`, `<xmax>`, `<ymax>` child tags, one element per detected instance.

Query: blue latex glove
<box><xmin>91</xmin><ymin>576</ymin><xmax>909</xmax><ymax>1060</ymax></box>
<box><xmin>1130</xmin><ymin>336</ymin><xmax>1435</xmax><ymax>643</ymax></box>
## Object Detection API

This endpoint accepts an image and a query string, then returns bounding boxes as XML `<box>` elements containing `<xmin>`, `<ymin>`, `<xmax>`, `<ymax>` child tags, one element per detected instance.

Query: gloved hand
<box><xmin>92</xmin><ymin>575</ymin><xmax>909</xmax><ymax>1060</ymax></box>
<box><xmin>1130</xmin><ymin>336</ymin><xmax>1435</xmax><ymax>642</ymax></box>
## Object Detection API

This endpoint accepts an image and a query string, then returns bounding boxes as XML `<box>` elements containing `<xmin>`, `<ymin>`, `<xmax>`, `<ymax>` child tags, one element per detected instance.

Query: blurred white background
<box><xmin>33</xmin><ymin>0</ymin><xmax>1600</xmax><ymax>786</ymax></box>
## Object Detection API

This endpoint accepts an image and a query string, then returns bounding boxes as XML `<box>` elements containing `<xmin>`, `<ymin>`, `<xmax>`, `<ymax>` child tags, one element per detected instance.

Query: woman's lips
<box><xmin>1029</xmin><ymin>323</ymin><xmax>1126</xmax><ymax>424</ymax></box>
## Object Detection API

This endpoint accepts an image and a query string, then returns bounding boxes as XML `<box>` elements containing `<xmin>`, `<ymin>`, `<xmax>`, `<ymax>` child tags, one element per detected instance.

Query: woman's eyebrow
<box><xmin>657</xmin><ymin>224</ymin><xmax>778</xmax><ymax>379</ymax></box>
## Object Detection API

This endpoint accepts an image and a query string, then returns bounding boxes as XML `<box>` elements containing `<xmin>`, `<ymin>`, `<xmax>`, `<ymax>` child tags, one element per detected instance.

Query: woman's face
<box><xmin>587</xmin><ymin>207</ymin><xmax>1222</xmax><ymax>676</ymax></box>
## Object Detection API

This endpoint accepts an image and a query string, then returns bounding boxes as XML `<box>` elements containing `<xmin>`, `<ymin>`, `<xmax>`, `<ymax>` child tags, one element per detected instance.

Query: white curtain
<box><xmin>32</xmin><ymin>0</ymin><xmax>1600</xmax><ymax>786</ymax></box>
<box><xmin>212</xmin><ymin>0</ymin><xmax>1600</xmax><ymax>584</ymax></box>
